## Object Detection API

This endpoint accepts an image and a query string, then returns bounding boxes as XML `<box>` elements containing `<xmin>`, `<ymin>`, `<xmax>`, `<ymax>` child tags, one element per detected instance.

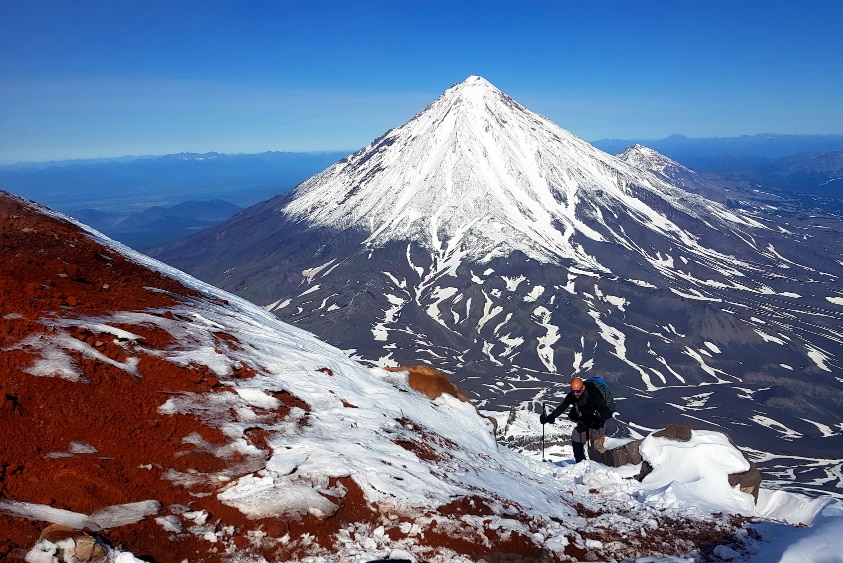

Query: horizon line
<box><xmin>3</xmin><ymin>131</ymin><xmax>843</xmax><ymax>167</ymax></box>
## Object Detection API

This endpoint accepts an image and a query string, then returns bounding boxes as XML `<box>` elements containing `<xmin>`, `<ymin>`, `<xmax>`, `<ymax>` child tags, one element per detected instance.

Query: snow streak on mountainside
<box><xmin>152</xmin><ymin>77</ymin><xmax>843</xmax><ymax>497</ymax></box>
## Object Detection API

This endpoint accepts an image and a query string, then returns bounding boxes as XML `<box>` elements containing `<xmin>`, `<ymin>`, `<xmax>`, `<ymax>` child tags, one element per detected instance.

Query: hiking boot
<box><xmin>572</xmin><ymin>442</ymin><xmax>585</xmax><ymax>463</ymax></box>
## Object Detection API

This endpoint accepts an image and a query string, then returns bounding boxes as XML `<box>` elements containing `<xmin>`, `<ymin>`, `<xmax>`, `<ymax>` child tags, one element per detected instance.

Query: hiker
<box><xmin>540</xmin><ymin>377</ymin><xmax>613</xmax><ymax>463</ymax></box>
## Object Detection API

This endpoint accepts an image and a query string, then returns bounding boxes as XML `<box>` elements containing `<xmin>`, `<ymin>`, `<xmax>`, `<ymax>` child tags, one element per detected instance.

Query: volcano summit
<box><xmin>153</xmin><ymin>77</ymin><xmax>843</xmax><ymax>495</ymax></box>
<box><xmin>273</xmin><ymin>76</ymin><xmax>766</xmax><ymax>269</ymax></box>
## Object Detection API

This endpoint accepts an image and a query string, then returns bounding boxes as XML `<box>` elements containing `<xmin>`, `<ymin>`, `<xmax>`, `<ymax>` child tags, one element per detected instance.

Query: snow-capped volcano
<box><xmin>284</xmin><ymin>76</ymin><xmax>760</xmax><ymax>271</ymax></box>
<box><xmin>152</xmin><ymin>77</ymin><xmax>843</xmax><ymax>500</ymax></box>
<box><xmin>617</xmin><ymin>144</ymin><xmax>685</xmax><ymax>174</ymax></box>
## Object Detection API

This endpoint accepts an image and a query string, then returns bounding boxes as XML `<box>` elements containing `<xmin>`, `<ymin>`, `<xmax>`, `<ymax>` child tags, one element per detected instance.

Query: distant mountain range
<box><xmin>2</xmin><ymin>136</ymin><xmax>841</xmax><ymax>251</ymax></box>
<box><xmin>0</xmin><ymin>151</ymin><xmax>350</xmax><ymax>249</ymax></box>
<box><xmin>0</xmin><ymin>151</ymin><xmax>348</xmax><ymax>213</ymax></box>
<box><xmin>70</xmin><ymin>199</ymin><xmax>243</xmax><ymax>250</ymax></box>
<box><xmin>594</xmin><ymin>134</ymin><xmax>843</xmax><ymax>203</ymax></box>
<box><xmin>152</xmin><ymin>76</ymin><xmax>843</xmax><ymax>496</ymax></box>
<box><xmin>707</xmin><ymin>150</ymin><xmax>843</xmax><ymax>200</ymax></box>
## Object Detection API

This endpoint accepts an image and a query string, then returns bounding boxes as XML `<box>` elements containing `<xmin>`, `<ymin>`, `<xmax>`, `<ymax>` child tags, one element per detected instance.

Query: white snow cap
<box><xmin>283</xmin><ymin>75</ymin><xmax>761</xmax><ymax>269</ymax></box>
<box><xmin>617</xmin><ymin>143</ymin><xmax>687</xmax><ymax>174</ymax></box>
<box><xmin>638</xmin><ymin>430</ymin><xmax>756</xmax><ymax>515</ymax></box>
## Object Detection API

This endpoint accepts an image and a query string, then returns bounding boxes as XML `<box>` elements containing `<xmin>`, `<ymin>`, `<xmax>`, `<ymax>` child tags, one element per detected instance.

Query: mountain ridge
<box><xmin>592</xmin><ymin>133</ymin><xmax>843</xmax><ymax>160</ymax></box>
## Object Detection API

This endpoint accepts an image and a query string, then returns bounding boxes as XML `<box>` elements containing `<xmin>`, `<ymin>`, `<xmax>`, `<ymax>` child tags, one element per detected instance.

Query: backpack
<box><xmin>585</xmin><ymin>377</ymin><xmax>615</xmax><ymax>413</ymax></box>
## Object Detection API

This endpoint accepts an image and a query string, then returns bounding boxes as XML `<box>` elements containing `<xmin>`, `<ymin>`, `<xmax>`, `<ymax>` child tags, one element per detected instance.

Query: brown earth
<box><xmin>386</xmin><ymin>365</ymin><xmax>499</xmax><ymax>433</ymax></box>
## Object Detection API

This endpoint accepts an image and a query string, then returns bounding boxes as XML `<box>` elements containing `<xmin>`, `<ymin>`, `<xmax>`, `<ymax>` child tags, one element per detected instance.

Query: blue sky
<box><xmin>2</xmin><ymin>0</ymin><xmax>842</xmax><ymax>163</ymax></box>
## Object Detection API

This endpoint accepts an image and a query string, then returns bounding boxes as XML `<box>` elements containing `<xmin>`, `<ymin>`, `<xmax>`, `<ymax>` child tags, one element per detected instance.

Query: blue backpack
<box><xmin>585</xmin><ymin>377</ymin><xmax>615</xmax><ymax>412</ymax></box>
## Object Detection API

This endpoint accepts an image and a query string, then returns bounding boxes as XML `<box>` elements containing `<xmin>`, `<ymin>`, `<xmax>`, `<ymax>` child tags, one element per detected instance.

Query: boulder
<box><xmin>387</xmin><ymin>364</ymin><xmax>469</xmax><ymax>402</ymax></box>
<box><xmin>28</xmin><ymin>525</ymin><xmax>108</xmax><ymax>562</ymax></box>
<box><xmin>728</xmin><ymin>464</ymin><xmax>763</xmax><ymax>501</ymax></box>
<box><xmin>588</xmin><ymin>438</ymin><xmax>643</xmax><ymax>467</ymax></box>
<box><xmin>386</xmin><ymin>365</ymin><xmax>498</xmax><ymax>434</ymax></box>
<box><xmin>585</xmin><ymin>424</ymin><xmax>761</xmax><ymax>503</ymax></box>
<box><xmin>653</xmin><ymin>424</ymin><xmax>693</xmax><ymax>442</ymax></box>
<box><xmin>634</xmin><ymin>424</ymin><xmax>761</xmax><ymax>502</ymax></box>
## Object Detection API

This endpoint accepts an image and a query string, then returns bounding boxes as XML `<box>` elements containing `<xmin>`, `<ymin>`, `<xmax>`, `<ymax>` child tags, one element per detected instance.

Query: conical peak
<box><xmin>618</xmin><ymin>144</ymin><xmax>661</xmax><ymax>161</ymax></box>
<box><xmin>618</xmin><ymin>144</ymin><xmax>685</xmax><ymax>171</ymax></box>
<box><xmin>283</xmin><ymin>76</ymin><xmax>625</xmax><ymax>264</ymax></box>
<box><xmin>282</xmin><ymin>76</ymin><xmax>751</xmax><ymax>267</ymax></box>
<box><xmin>438</xmin><ymin>75</ymin><xmax>512</xmax><ymax>111</ymax></box>
<box><xmin>451</xmin><ymin>75</ymin><xmax>496</xmax><ymax>92</ymax></box>
<box><xmin>625</xmin><ymin>143</ymin><xmax>654</xmax><ymax>153</ymax></box>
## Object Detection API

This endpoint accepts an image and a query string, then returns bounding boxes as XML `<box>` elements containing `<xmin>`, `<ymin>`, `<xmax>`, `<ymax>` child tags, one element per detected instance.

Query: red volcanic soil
<box><xmin>0</xmin><ymin>193</ymin><xmax>563</xmax><ymax>562</ymax></box>
<box><xmin>0</xmin><ymin>193</ymin><xmax>239</xmax><ymax>560</ymax></box>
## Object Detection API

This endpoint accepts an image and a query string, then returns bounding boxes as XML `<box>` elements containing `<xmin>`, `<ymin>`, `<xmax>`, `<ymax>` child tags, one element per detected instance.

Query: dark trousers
<box><xmin>571</xmin><ymin>422</ymin><xmax>605</xmax><ymax>462</ymax></box>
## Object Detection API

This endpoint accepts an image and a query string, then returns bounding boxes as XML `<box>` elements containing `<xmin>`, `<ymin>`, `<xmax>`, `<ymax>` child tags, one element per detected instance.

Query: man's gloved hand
<box><xmin>539</xmin><ymin>413</ymin><xmax>556</xmax><ymax>425</ymax></box>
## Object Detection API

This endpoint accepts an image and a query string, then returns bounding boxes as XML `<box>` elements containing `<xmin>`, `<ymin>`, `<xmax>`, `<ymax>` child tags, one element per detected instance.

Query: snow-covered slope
<box><xmin>4</xmin><ymin>192</ymin><xmax>843</xmax><ymax>563</ymax></box>
<box><xmin>616</xmin><ymin>143</ymin><xmax>756</xmax><ymax>203</ymax></box>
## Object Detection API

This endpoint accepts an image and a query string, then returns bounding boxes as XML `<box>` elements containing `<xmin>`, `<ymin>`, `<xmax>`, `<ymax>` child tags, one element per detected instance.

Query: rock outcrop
<box><xmin>25</xmin><ymin>525</ymin><xmax>109</xmax><ymax>563</ymax></box>
<box><xmin>589</xmin><ymin>424</ymin><xmax>762</xmax><ymax>502</ymax></box>
<box><xmin>386</xmin><ymin>364</ymin><xmax>498</xmax><ymax>433</ymax></box>
<box><xmin>588</xmin><ymin>438</ymin><xmax>644</xmax><ymax>467</ymax></box>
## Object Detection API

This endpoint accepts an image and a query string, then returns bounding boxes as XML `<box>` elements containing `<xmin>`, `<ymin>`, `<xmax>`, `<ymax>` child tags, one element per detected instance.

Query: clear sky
<box><xmin>2</xmin><ymin>0</ymin><xmax>842</xmax><ymax>163</ymax></box>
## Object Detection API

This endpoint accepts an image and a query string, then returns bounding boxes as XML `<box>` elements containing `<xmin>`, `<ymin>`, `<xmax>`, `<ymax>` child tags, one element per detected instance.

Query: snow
<box><xmin>25</xmin><ymin>536</ymin><xmax>144</xmax><ymax>563</ymax></box>
<box><xmin>16</xmin><ymin>203</ymin><xmax>843</xmax><ymax>562</ymax></box>
<box><xmin>751</xmin><ymin>415</ymin><xmax>804</xmax><ymax>440</ymax></box>
<box><xmin>532</xmin><ymin>305</ymin><xmax>560</xmax><ymax>372</ymax></box>
<box><xmin>806</xmin><ymin>343</ymin><xmax>833</xmax><ymax>372</ymax></box>
<box><xmin>68</xmin><ymin>441</ymin><xmax>98</xmax><ymax>454</ymax></box>
<box><xmin>1</xmin><ymin>499</ymin><xmax>160</xmax><ymax>531</ymax></box>
<box><xmin>638</xmin><ymin>430</ymin><xmax>755</xmax><ymax>515</ymax></box>
<box><xmin>746</xmin><ymin>502</ymin><xmax>843</xmax><ymax>562</ymax></box>
<box><xmin>217</xmin><ymin>474</ymin><xmax>341</xmax><ymax>519</ymax></box>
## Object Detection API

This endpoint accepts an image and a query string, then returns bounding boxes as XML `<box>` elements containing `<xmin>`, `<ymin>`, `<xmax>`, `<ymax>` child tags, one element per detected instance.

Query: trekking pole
<box><xmin>541</xmin><ymin>402</ymin><xmax>547</xmax><ymax>462</ymax></box>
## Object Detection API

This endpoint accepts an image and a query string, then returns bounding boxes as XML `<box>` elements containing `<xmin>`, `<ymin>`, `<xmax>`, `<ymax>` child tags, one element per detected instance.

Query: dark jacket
<box><xmin>549</xmin><ymin>381</ymin><xmax>613</xmax><ymax>428</ymax></box>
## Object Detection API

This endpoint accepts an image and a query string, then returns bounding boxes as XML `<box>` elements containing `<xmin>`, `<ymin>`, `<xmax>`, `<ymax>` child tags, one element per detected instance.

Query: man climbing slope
<box><xmin>540</xmin><ymin>377</ymin><xmax>614</xmax><ymax>463</ymax></box>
